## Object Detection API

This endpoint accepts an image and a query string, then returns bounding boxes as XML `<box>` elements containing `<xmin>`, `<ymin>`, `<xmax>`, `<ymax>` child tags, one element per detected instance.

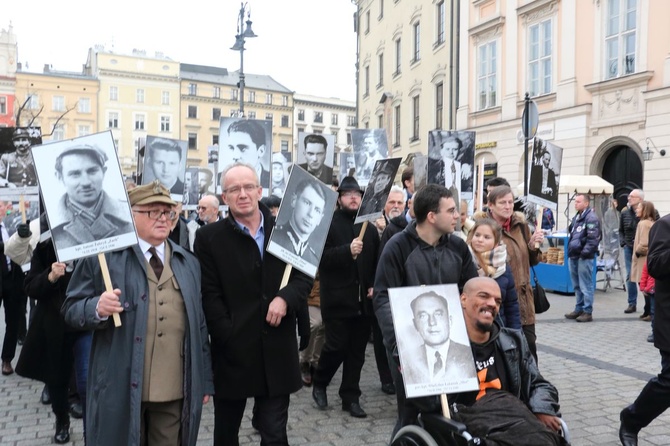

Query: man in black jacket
<box><xmin>619</xmin><ymin>189</ymin><xmax>643</xmax><ymax>313</ymax></box>
<box><xmin>194</xmin><ymin>162</ymin><xmax>313</xmax><ymax>446</ymax></box>
<box><xmin>373</xmin><ymin>184</ymin><xmax>478</xmax><ymax>437</ymax></box>
<box><xmin>312</xmin><ymin>176</ymin><xmax>379</xmax><ymax>418</ymax></box>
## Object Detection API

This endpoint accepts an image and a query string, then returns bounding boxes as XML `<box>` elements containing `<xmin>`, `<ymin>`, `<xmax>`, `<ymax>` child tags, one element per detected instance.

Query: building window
<box><xmin>377</xmin><ymin>53</ymin><xmax>384</xmax><ymax>88</ymax></box>
<box><xmin>298</xmin><ymin>127</ymin><xmax>305</xmax><ymax>134</ymax></box>
<box><xmin>134</xmin><ymin>114</ymin><xmax>145</xmax><ymax>130</ymax></box>
<box><xmin>248</xmin><ymin>91</ymin><xmax>256</xmax><ymax>103</ymax></box>
<box><xmin>364</xmin><ymin>66</ymin><xmax>370</xmax><ymax>97</ymax></box>
<box><xmin>212</xmin><ymin>107</ymin><xmax>221</xmax><ymax>121</ymax></box>
<box><xmin>162</xmin><ymin>91</ymin><xmax>170</xmax><ymax>105</ymax></box>
<box><xmin>231</xmin><ymin>89</ymin><xmax>239</xmax><ymax>100</ymax></box>
<box><xmin>188</xmin><ymin>105</ymin><xmax>198</xmax><ymax>119</ymax></box>
<box><xmin>435</xmin><ymin>82</ymin><xmax>443</xmax><ymax>130</ymax></box>
<box><xmin>108</xmin><ymin>112</ymin><xmax>119</xmax><ymax>128</ymax></box>
<box><xmin>378</xmin><ymin>114</ymin><xmax>384</xmax><ymax>128</ymax></box>
<box><xmin>282</xmin><ymin>95</ymin><xmax>289</xmax><ymax>106</ymax></box>
<box><xmin>188</xmin><ymin>132</ymin><xmax>197</xmax><ymax>150</ymax></box>
<box><xmin>52</xmin><ymin>96</ymin><xmax>65</xmax><ymax>112</ymax></box>
<box><xmin>394</xmin><ymin>105</ymin><xmax>401</xmax><ymax>147</ymax></box>
<box><xmin>230</xmin><ymin>109</ymin><xmax>237</xmax><ymax>117</ymax></box>
<box><xmin>160</xmin><ymin>116</ymin><xmax>171</xmax><ymax>132</ymax></box>
<box><xmin>436</xmin><ymin>1</ymin><xmax>445</xmax><ymax>46</ymax></box>
<box><xmin>298</xmin><ymin>109</ymin><xmax>305</xmax><ymax>121</ymax></box>
<box><xmin>213</xmin><ymin>86</ymin><xmax>221</xmax><ymax>98</ymax></box>
<box><xmin>281</xmin><ymin>114</ymin><xmax>289</xmax><ymax>127</ymax></box>
<box><xmin>412</xmin><ymin>95</ymin><xmax>420</xmax><ymax>141</ymax></box>
<box><xmin>52</xmin><ymin>124</ymin><xmax>65</xmax><ymax>141</ymax></box>
<box><xmin>314</xmin><ymin>129</ymin><xmax>323</xmax><ymax>134</ymax></box>
<box><xmin>347</xmin><ymin>132</ymin><xmax>352</xmax><ymax>145</ymax></box>
<box><xmin>347</xmin><ymin>115</ymin><xmax>356</xmax><ymax>126</ymax></box>
<box><xmin>136</xmin><ymin>88</ymin><xmax>145</xmax><ymax>103</ymax></box>
<box><xmin>477</xmin><ymin>41</ymin><xmax>497</xmax><ymax>110</ymax></box>
<box><xmin>248</xmin><ymin>111</ymin><xmax>256</xmax><ymax>119</ymax></box>
<box><xmin>412</xmin><ymin>22</ymin><xmax>420</xmax><ymax>63</ymax></box>
<box><xmin>281</xmin><ymin>140</ymin><xmax>289</xmax><ymax>152</ymax></box>
<box><xmin>314</xmin><ymin>111</ymin><xmax>323</xmax><ymax>123</ymax></box>
<box><xmin>265</xmin><ymin>113</ymin><xmax>273</xmax><ymax>122</ymax></box>
<box><xmin>605</xmin><ymin>0</ymin><xmax>636</xmax><ymax>79</ymax></box>
<box><xmin>78</xmin><ymin>98</ymin><xmax>90</xmax><ymax>113</ymax></box>
<box><xmin>27</xmin><ymin>94</ymin><xmax>39</xmax><ymax>110</ymax></box>
<box><xmin>394</xmin><ymin>38</ymin><xmax>402</xmax><ymax>76</ymax></box>
<box><xmin>266</xmin><ymin>93</ymin><xmax>273</xmax><ymax>105</ymax></box>
<box><xmin>109</xmin><ymin>86</ymin><xmax>118</xmax><ymax>101</ymax></box>
<box><xmin>332</xmin><ymin>114</ymin><xmax>339</xmax><ymax>126</ymax></box>
<box><xmin>0</xmin><ymin>97</ymin><xmax>6</xmax><ymax>115</ymax></box>
<box><xmin>528</xmin><ymin>19</ymin><xmax>552</xmax><ymax>97</ymax></box>
<box><xmin>365</xmin><ymin>10</ymin><xmax>370</xmax><ymax>34</ymax></box>
<box><xmin>78</xmin><ymin>125</ymin><xmax>90</xmax><ymax>136</ymax></box>
<box><xmin>188</xmin><ymin>83</ymin><xmax>197</xmax><ymax>95</ymax></box>
<box><xmin>212</xmin><ymin>134</ymin><xmax>219</xmax><ymax>145</ymax></box>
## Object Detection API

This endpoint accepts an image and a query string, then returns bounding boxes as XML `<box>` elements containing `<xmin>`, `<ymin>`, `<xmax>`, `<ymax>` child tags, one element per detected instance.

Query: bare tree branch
<box><xmin>42</xmin><ymin>104</ymin><xmax>76</xmax><ymax>137</ymax></box>
<box><xmin>14</xmin><ymin>95</ymin><xmax>32</xmax><ymax>127</ymax></box>
<box><xmin>27</xmin><ymin>106</ymin><xmax>43</xmax><ymax>127</ymax></box>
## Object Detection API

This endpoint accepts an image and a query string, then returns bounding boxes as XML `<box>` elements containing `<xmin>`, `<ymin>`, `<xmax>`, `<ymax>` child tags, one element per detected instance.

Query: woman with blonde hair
<box><xmin>631</xmin><ymin>200</ymin><xmax>656</xmax><ymax>318</ymax></box>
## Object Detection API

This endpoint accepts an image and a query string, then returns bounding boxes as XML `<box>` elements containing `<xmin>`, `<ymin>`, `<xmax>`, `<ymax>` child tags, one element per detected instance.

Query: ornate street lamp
<box><xmin>231</xmin><ymin>2</ymin><xmax>257</xmax><ymax>118</ymax></box>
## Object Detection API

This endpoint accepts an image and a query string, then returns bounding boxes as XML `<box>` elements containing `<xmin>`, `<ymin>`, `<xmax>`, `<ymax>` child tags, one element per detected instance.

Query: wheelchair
<box><xmin>390</xmin><ymin>412</ymin><xmax>571</xmax><ymax>446</ymax></box>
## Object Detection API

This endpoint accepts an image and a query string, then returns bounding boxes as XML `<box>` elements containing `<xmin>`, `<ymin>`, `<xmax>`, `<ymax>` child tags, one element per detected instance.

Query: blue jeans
<box><xmin>570</xmin><ymin>258</ymin><xmax>595</xmax><ymax>314</ymax></box>
<box><xmin>624</xmin><ymin>245</ymin><xmax>638</xmax><ymax>306</ymax></box>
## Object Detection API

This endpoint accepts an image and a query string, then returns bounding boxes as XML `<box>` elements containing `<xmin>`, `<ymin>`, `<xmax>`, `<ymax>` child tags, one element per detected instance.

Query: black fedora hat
<box><xmin>337</xmin><ymin>176</ymin><xmax>363</xmax><ymax>194</ymax></box>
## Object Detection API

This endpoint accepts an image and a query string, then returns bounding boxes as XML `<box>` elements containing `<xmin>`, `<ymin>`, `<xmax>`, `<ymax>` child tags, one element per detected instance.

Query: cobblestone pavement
<box><xmin>1</xmin><ymin>287</ymin><xmax>668</xmax><ymax>445</ymax></box>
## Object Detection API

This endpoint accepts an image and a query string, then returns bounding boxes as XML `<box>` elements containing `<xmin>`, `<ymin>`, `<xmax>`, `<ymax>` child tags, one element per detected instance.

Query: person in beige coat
<box><xmin>632</xmin><ymin>201</ymin><xmax>657</xmax><ymax>321</ymax></box>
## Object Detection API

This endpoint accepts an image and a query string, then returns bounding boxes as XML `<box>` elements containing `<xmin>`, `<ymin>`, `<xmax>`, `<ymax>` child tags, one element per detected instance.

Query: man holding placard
<box><xmin>62</xmin><ymin>181</ymin><xmax>214</xmax><ymax>446</ymax></box>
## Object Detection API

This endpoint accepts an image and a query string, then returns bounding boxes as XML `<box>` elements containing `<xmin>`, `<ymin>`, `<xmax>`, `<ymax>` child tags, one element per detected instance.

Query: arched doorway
<box><xmin>601</xmin><ymin>145</ymin><xmax>643</xmax><ymax>210</ymax></box>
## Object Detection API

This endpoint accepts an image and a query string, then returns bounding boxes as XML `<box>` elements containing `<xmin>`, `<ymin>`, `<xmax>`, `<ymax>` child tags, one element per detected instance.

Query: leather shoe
<box><xmin>381</xmin><ymin>382</ymin><xmax>396</xmax><ymax>395</ymax></box>
<box><xmin>619</xmin><ymin>415</ymin><xmax>638</xmax><ymax>446</ymax></box>
<box><xmin>40</xmin><ymin>385</ymin><xmax>51</xmax><ymax>405</ymax></box>
<box><xmin>1</xmin><ymin>360</ymin><xmax>13</xmax><ymax>376</ymax></box>
<box><xmin>564</xmin><ymin>310</ymin><xmax>583</xmax><ymax>320</ymax></box>
<box><xmin>647</xmin><ymin>334</ymin><xmax>655</xmax><ymax>343</ymax></box>
<box><xmin>624</xmin><ymin>305</ymin><xmax>637</xmax><ymax>314</ymax></box>
<box><xmin>576</xmin><ymin>313</ymin><xmax>593</xmax><ymax>323</ymax></box>
<box><xmin>312</xmin><ymin>386</ymin><xmax>328</xmax><ymax>410</ymax></box>
<box><xmin>342</xmin><ymin>402</ymin><xmax>367</xmax><ymax>418</ymax></box>
<box><xmin>69</xmin><ymin>401</ymin><xmax>83</xmax><ymax>419</ymax></box>
<box><xmin>54</xmin><ymin>416</ymin><xmax>70</xmax><ymax>444</ymax></box>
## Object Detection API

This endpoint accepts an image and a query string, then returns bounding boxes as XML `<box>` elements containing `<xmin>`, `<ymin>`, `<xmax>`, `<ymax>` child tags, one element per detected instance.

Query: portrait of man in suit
<box><xmin>529</xmin><ymin>149</ymin><xmax>558</xmax><ymax>203</ymax></box>
<box><xmin>143</xmin><ymin>137</ymin><xmax>187</xmax><ymax>197</ymax></box>
<box><xmin>220</xmin><ymin>119</ymin><xmax>270</xmax><ymax>192</ymax></box>
<box><xmin>298</xmin><ymin>134</ymin><xmax>333</xmax><ymax>184</ymax></box>
<box><xmin>402</xmin><ymin>291</ymin><xmax>476</xmax><ymax>385</ymax></box>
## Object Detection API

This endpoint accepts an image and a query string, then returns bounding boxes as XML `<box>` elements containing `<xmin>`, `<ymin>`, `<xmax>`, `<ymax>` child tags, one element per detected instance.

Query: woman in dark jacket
<box><xmin>16</xmin><ymin>239</ymin><xmax>89</xmax><ymax>444</ymax></box>
<box><xmin>466</xmin><ymin>218</ymin><xmax>522</xmax><ymax>329</ymax></box>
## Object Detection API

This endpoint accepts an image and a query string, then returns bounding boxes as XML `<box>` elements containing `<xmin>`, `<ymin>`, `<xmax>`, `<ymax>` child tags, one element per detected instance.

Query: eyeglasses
<box><xmin>133</xmin><ymin>210</ymin><xmax>177</xmax><ymax>220</ymax></box>
<box><xmin>223</xmin><ymin>184</ymin><xmax>259</xmax><ymax>195</ymax></box>
<box><xmin>341</xmin><ymin>191</ymin><xmax>362</xmax><ymax>198</ymax></box>
<box><xmin>196</xmin><ymin>206</ymin><xmax>210</xmax><ymax>211</ymax></box>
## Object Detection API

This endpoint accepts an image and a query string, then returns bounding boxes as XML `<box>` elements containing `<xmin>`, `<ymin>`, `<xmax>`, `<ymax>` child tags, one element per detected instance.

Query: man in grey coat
<box><xmin>62</xmin><ymin>180</ymin><xmax>214</xmax><ymax>446</ymax></box>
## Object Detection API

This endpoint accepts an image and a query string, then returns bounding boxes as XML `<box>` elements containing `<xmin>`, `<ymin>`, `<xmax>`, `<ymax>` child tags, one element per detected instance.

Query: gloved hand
<box><xmin>17</xmin><ymin>220</ymin><xmax>31</xmax><ymax>239</ymax></box>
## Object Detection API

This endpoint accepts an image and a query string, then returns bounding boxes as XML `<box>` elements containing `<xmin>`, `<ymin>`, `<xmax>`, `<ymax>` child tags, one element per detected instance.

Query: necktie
<box><xmin>433</xmin><ymin>351</ymin><xmax>443</xmax><ymax>377</ymax></box>
<box><xmin>148</xmin><ymin>247</ymin><xmax>163</xmax><ymax>279</ymax></box>
<box><xmin>450</xmin><ymin>160</ymin><xmax>457</xmax><ymax>188</ymax></box>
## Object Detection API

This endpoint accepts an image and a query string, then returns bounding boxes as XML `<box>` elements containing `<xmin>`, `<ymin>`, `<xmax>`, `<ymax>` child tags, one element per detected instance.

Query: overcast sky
<box><xmin>4</xmin><ymin>0</ymin><xmax>358</xmax><ymax>101</ymax></box>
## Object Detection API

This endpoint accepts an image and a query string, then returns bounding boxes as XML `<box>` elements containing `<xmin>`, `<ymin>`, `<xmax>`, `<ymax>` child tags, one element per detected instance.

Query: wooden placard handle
<box><xmin>19</xmin><ymin>195</ymin><xmax>26</xmax><ymax>224</ymax></box>
<box><xmin>97</xmin><ymin>252</ymin><xmax>121</xmax><ymax>327</ymax></box>
<box><xmin>280</xmin><ymin>264</ymin><xmax>293</xmax><ymax>289</ymax></box>
<box><xmin>440</xmin><ymin>394</ymin><xmax>451</xmax><ymax>419</ymax></box>
<box><xmin>535</xmin><ymin>207</ymin><xmax>543</xmax><ymax>249</ymax></box>
<box><xmin>357</xmin><ymin>220</ymin><xmax>368</xmax><ymax>241</ymax></box>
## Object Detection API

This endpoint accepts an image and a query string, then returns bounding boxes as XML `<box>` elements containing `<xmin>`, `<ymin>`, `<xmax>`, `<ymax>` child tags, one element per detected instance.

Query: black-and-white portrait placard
<box><xmin>218</xmin><ymin>117</ymin><xmax>272</xmax><ymax>195</ymax></box>
<box><xmin>427</xmin><ymin>130</ymin><xmax>476</xmax><ymax>202</ymax></box>
<box><xmin>267</xmin><ymin>165</ymin><xmax>337</xmax><ymax>278</ymax></box>
<box><xmin>389</xmin><ymin>284</ymin><xmax>478</xmax><ymax>398</ymax></box>
<box><xmin>0</xmin><ymin>127</ymin><xmax>42</xmax><ymax>199</ymax></box>
<box><xmin>339</xmin><ymin>152</ymin><xmax>356</xmax><ymax>183</ymax></box>
<box><xmin>271</xmin><ymin>152</ymin><xmax>292</xmax><ymax>199</ymax></box>
<box><xmin>413</xmin><ymin>155</ymin><xmax>428</xmax><ymax>193</ymax></box>
<box><xmin>141</xmin><ymin>136</ymin><xmax>187</xmax><ymax>202</ymax></box>
<box><xmin>182</xmin><ymin>166</ymin><xmax>200</xmax><ymax>210</ymax></box>
<box><xmin>31</xmin><ymin>131</ymin><xmax>137</xmax><ymax>263</ymax></box>
<box><xmin>528</xmin><ymin>139</ymin><xmax>563</xmax><ymax>210</ymax></box>
<box><xmin>352</xmin><ymin>129</ymin><xmax>389</xmax><ymax>187</ymax></box>
<box><xmin>296</xmin><ymin>132</ymin><xmax>335</xmax><ymax>184</ymax></box>
<box><xmin>355</xmin><ymin>157</ymin><xmax>402</xmax><ymax>224</ymax></box>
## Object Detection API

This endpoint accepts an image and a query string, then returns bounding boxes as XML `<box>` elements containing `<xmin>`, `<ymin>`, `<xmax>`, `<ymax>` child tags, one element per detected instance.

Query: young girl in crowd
<box><xmin>639</xmin><ymin>261</ymin><xmax>655</xmax><ymax>342</ymax></box>
<box><xmin>466</xmin><ymin>218</ymin><xmax>522</xmax><ymax>329</ymax></box>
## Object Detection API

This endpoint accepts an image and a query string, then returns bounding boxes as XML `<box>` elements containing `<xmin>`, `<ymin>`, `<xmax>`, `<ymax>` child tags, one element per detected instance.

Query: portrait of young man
<box><xmin>297</xmin><ymin>133</ymin><xmax>335</xmax><ymax>184</ymax></box>
<box><xmin>142</xmin><ymin>136</ymin><xmax>187</xmax><ymax>199</ymax></box>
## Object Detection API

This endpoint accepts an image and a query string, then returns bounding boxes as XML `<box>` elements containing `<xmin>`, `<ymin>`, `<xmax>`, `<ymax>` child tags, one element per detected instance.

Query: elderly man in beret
<box><xmin>51</xmin><ymin>144</ymin><xmax>134</xmax><ymax>249</ymax></box>
<box><xmin>63</xmin><ymin>180</ymin><xmax>214</xmax><ymax>446</ymax></box>
<box><xmin>0</xmin><ymin>127</ymin><xmax>38</xmax><ymax>187</ymax></box>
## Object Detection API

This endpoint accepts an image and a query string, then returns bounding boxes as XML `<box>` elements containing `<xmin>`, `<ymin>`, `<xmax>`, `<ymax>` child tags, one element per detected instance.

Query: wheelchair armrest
<box><xmin>419</xmin><ymin>413</ymin><xmax>468</xmax><ymax>435</ymax></box>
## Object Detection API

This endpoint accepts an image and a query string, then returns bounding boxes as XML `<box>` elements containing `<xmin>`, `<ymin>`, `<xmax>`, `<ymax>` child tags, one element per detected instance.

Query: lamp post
<box><xmin>231</xmin><ymin>2</ymin><xmax>257</xmax><ymax>118</ymax></box>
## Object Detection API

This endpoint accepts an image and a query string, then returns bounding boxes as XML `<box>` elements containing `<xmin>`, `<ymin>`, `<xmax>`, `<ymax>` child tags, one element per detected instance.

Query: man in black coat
<box><xmin>194</xmin><ymin>163</ymin><xmax>313</xmax><ymax>446</ymax></box>
<box><xmin>312</xmin><ymin>176</ymin><xmax>379</xmax><ymax>418</ymax></box>
<box><xmin>620</xmin><ymin>213</ymin><xmax>670</xmax><ymax>446</ymax></box>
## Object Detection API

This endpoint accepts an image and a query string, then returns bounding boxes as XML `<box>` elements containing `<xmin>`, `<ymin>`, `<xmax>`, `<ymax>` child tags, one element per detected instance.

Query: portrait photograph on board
<box><xmin>271</xmin><ymin>151</ymin><xmax>291</xmax><ymax>199</ymax></box>
<box><xmin>141</xmin><ymin>136</ymin><xmax>187</xmax><ymax>201</ymax></box>
<box><xmin>388</xmin><ymin>284</ymin><xmax>478</xmax><ymax>398</ymax></box>
<box><xmin>267</xmin><ymin>165</ymin><xmax>337</xmax><ymax>278</ymax></box>
<box><xmin>413</xmin><ymin>155</ymin><xmax>428</xmax><ymax>193</ymax></box>
<box><xmin>427</xmin><ymin>130</ymin><xmax>476</xmax><ymax>203</ymax></box>
<box><xmin>182</xmin><ymin>166</ymin><xmax>200</xmax><ymax>209</ymax></box>
<box><xmin>31</xmin><ymin>131</ymin><xmax>137</xmax><ymax>262</ymax></box>
<box><xmin>0</xmin><ymin>127</ymin><xmax>42</xmax><ymax>198</ymax></box>
<box><xmin>339</xmin><ymin>152</ymin><xmax>356</xmax><ymax>184</ymax></box>
<box><xmin>528</xmin><ymin>139</ymin><xmax>563</xmax><ymax>210</ymax></box>
<box><xmin>352</xmin><ymin>129</ymin><xmax>388</xmax><ymax>187</ymax></box>
<box><xmin>296</xmin><ymin>132</ymin><xmax>335</xmax><ymax>184</ymax></box>
<box><xmin>356</xmin><ymin>157</ymin><xmax>402</xmax><ymax>224</ymax></box>
<box><xmin>218</xmin><ymin>117</ymin><xmax>272</xmax><ymax>195</ymax></box>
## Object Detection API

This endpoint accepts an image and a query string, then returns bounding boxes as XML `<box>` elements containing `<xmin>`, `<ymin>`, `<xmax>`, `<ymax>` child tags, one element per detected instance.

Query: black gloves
<box><xmin>17</xmin><ymin>220</ymin><xmax>31</xmax><ymax>239</ymax></box>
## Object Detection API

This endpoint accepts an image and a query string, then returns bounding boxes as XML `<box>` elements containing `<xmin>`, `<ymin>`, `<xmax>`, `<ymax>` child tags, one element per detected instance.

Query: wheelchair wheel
<box><xmin>391</xmin><ymin>425</ymin><xmax>440</xmax><ymax>446</ymax></box>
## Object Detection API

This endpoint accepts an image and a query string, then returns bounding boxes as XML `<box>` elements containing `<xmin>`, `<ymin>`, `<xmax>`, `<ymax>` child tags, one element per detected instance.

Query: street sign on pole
<box><xmin>522</xmin><ymin>100</ymin><xmax>539</xmax><ymax>139</ymax></box>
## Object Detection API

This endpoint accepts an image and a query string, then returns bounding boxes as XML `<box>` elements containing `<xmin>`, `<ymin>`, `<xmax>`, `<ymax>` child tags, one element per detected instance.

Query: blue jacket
<box><xmin>568</xmin><ymin>207</ymin><xmax>601</xmax><ymax>259</ymax></box>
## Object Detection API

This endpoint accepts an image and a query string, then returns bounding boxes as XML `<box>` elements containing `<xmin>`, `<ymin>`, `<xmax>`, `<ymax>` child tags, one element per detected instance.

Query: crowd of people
<box><xmin>2</xmin><ymin>155</ymin><xmax>668</xmax><ymax>446</ymax></box>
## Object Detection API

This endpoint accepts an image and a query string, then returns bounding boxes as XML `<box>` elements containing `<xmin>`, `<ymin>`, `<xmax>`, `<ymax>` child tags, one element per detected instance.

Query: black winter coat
<box><xmin>319</xmin><ymin>209</ymin><xmax>379</xmax><ymax>320</ymax></box>
<box><xmin>194</xmin><ymin>204</ymin><xmax>313</xmax><ymax>399</ymax></box>
<box><xmin>647</xmin><ymin>215</ymin><xmax>670</xmax><ymax>352</ymax></box>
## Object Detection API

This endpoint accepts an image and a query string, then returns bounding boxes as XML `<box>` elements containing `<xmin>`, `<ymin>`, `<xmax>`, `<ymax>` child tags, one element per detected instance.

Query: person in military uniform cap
<box><xmin>272</xmin><ymin>179</ymin><xmax>327</xmax><ymax>266</ymax></box>
<box><xmin>51</xmin><ymin>144</ymin><xmax>134</xmax><ymax>249</ymax></box>
<box><xmin>0</xmin><ymin>128</ymin><xmax>38</xmax><ymax>188</ymax></box>
<box><xmin>359</xmin><ymin>160</ymin><xmax>395</xmax><ymax>216</ymax></box>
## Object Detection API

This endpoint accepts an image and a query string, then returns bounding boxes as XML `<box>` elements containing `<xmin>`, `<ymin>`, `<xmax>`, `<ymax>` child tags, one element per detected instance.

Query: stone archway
<box><xmin>592</xmin><ymin>136</ymin><xmax>644</xmax><ymax>209</ymax></box>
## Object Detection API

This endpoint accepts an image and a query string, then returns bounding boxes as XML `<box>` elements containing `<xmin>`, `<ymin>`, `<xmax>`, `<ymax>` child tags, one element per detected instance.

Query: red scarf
<box><xmin>487</xmin><ymin>209</ymin><xmax>512</xmax><ymax>232</ymax></box>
